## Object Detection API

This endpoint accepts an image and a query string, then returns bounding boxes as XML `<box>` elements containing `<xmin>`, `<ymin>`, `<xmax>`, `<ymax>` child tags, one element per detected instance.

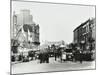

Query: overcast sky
<box><xmin>12</xmin><ymin>1</ymin><xmax>95</xmax><ymax>44</ymax></box>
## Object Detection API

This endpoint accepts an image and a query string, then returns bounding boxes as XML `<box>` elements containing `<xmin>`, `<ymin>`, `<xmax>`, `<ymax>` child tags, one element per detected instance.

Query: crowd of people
<box><xmin>38</xmin><ymin>52</ymin><xmax>49</xmax><ymax>63</ymax></box>
<box><xmin>11</xmin><ymin>46</ymin><xmax>95</xmax><ymax>64</ymax></box>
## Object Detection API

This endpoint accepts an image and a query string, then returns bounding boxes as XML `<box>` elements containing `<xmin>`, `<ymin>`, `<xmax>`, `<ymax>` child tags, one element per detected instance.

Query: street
<box><xmin>11</xmin><ymin>57</ymin><xmax>95</xmax><ymax>74</ymax></box>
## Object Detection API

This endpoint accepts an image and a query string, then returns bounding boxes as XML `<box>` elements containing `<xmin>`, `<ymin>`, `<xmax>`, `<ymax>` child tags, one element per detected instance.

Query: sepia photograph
<box><xmin>11</xmin><ymin>0</ymin><xmax>96</xmax><ymax>74</ymax></box>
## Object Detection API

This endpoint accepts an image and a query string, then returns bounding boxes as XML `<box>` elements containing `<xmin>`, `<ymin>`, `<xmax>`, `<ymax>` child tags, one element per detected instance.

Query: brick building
<box><xmin>73</xmin><ymin>18</ymin><xmax>95</xmax><ymax>51</ymax></box>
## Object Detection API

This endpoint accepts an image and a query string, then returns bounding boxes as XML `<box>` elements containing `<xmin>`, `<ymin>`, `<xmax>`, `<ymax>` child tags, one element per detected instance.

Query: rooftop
<box><xmin>73</xmin><ymin>19</ymin><xmax>90</xmax><ymax>32</ymax></box>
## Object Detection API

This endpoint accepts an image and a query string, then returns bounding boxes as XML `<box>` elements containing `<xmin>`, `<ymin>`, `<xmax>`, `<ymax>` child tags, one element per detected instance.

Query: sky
<box><xmin>12</xmin><ymin>1</ymin><xmax>95</xmax><ymax>44</ymax></box>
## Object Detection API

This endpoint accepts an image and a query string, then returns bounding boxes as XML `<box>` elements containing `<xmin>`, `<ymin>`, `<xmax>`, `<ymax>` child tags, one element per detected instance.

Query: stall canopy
<box><xmin>60</xmin><ymin>45</ymin><xmax>66</xmax><ymax>48</ymax></box>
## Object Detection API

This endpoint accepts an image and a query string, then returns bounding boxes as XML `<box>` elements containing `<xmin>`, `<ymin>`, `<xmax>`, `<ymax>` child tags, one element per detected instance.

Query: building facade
<box><xmin>73</xmin><ymin>18</ymin><xmax>95</xmax><ymax>51</ymax></box>
<box><xmin>12</xmin><ymin>9</ymin><xmax>40</xmax><ymax>49</ymax></box>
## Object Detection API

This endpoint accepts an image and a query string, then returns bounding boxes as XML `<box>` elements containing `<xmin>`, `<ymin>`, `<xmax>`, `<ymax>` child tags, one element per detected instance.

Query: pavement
<box><xmin>11</xmin><ymin>57</ymin><xmax>95</xmax><ymax>74</ymax></box>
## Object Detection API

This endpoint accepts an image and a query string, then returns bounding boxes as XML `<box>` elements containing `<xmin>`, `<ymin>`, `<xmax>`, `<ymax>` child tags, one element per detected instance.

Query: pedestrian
<box><xmin>18</xmin><ymin>54</ymin><xmax>22</xmax><ymax>61</ymax></box>
<box><xmin>42</xmin><ymin>52</ymin><xmax>45</xmax><ymax>63</ymax></box>
<box><xmin>73</xmin><ymin>51</ymin><xmax>78</xmax><ymax>62</ymax></box>
<box><xmin>60</xmin><ymin>49</ymin><xmax>63</xmax><ymax>63</ymax></box>
<box><xmin>54</xmin><ymin>48</ymin><xmax>58</xmax><ymax>61</ymax></box>
<box><xmin>54</xmin><ymin>53</ymin><xmax>58</xmax><ymax>61</ymax></box>
<box><xmin>39</xmin><ymin>52</ymin><xmax>43</xmax><ymax>64</ymax></box>
<box><xmin>79</xmin><ymin>51</ymin><xmax>83</xmax><ymax>64</ymax></box>
<box><xmin>45</xmin><ymin>52</ymin><xmax>49</xmax><ymax>63</ymax></box>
